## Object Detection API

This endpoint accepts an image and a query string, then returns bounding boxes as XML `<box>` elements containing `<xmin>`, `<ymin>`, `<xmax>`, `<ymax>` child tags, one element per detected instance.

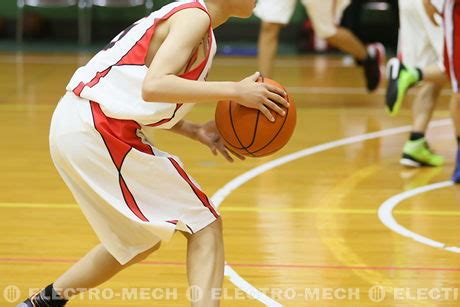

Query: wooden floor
<box><xmin>0</xmin><ymin>53</ymin><xmax>459</xmax><ymax>306</ymax></box>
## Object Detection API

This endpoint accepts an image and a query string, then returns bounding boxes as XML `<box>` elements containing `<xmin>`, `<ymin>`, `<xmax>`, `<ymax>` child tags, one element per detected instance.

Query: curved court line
<box><xmin>211</xmin><ymin>118</ymin><xmax>451</xmax><ymax>306</ymax></box>
<box><xmin>378</xmin><ymin>181</ymin><xmax>460</xmax><ymax>253</ymax></box>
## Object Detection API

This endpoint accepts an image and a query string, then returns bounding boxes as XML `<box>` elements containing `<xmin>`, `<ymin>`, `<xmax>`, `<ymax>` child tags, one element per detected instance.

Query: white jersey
<box><xmin>66</xmin><ymin>0</ymin><xmax>216</xmax><ymax>128</ymax></box>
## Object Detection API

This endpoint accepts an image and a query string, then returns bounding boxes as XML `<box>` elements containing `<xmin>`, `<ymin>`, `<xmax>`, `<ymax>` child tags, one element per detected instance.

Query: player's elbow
<box><xmin>142</xmin><ymin>77</ymin><xmax>164</xmax><ymax>102</ymax></box>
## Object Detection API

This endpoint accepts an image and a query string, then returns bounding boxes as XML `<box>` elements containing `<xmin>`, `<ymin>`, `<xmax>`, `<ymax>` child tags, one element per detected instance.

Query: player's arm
<box><xmin>141</xmin><ymin>8</ymin><xmax>288</xmax><ymax>121</ymax></box>
<box><xmin>423</xmin><ymin>0</ymin><xmax>443</xmax><ymax>25</ymax></box>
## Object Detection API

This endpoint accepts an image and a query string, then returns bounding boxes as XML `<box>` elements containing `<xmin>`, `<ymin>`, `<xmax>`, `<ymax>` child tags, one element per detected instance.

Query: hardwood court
<box><xmin>0</xmin><ymin>53</ymin><xmax>459</xmax><ymax>306</ymax></box>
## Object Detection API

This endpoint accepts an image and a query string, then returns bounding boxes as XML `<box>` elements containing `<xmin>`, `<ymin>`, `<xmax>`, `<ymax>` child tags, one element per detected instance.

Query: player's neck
<box><xmin>204</xmin><ymin>0</ymin><xmax>230</xmax><ymax>28</ymax></box>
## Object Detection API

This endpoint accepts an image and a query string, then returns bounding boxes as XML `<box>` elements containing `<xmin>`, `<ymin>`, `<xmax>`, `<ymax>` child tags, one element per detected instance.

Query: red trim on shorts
<box><xmin>120</xmin><ymin>175</ymin><xmax>149</xmax><ymax>222</ymax></box>
<box><xmin>89</xmin><ymin>101</ymin><xmax>153</xmax><ymax>221</ymax></box>
<box><xmin>168</xmin><ymin>157</ymin><xmax>219</xmax><ymax>218</ymax></box>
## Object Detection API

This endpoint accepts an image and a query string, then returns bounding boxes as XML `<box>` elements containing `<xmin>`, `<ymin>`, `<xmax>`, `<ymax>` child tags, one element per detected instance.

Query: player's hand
<box><xmin>235</xmin><ymin>72</ymin><xmax>289</xmax><ymax>122</ymax></box>
<box><xmin>195</xmin><ymin>121</ymin><xmax>245</xmax><ymax>162</ymax></box>
<box><xmin>423</xmin><ymin>0</ymin><xmax>441</xmax><ymax>26</ymax></box>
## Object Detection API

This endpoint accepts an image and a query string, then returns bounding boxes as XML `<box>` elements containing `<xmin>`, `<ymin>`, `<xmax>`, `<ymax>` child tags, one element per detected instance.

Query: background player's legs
<box><xmin>184</xmin><ymin>218</ymin><xmax>224</xmax><ymax>307</ymax></box>
<box><xmin>257</xmin><ymin>22</ymin><xmax>283</xmax><ymax>77</ymax></box>
<box><xmin>400</xmin><ymin>81</ymin><xmax>444</xmax><ymax>167</ymax></box>
<box><xmin>326</xmin><ymin>27</ymin><xmax>367</xmax><ymax>61</ymax></box>
<box><xmin>412</xmin><ymin>83</ymin><xmax>441</xmax><ymax>133</ymax></box>
<box><xmin>303</xmin><ymin>0</ymin><xmax>384</xmax><ymax>91</ymax></box>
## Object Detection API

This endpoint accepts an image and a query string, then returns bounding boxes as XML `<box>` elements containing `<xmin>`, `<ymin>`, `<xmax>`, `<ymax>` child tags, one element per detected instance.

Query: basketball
<box><xmin>215</xmin><ymin>77</ymin><xmax>296</xmax><ymax>157</ymax></box>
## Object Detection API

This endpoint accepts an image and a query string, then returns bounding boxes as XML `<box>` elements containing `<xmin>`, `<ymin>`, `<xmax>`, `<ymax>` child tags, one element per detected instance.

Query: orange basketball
<box><xmin>215</xmin><ymin>77</ymin><xmax>296</xmax><ymax>157</ymax></box>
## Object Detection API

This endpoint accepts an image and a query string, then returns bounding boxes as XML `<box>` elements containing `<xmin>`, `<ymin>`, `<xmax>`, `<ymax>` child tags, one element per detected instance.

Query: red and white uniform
<box><xmin>254</xmin><ymin>0</ymin><xmax>350</xmax><ymax>39</ymax></box>
<box><xmin>443</xmin><ymin>0</ymin><xmax>460</xmax><ymax>92</ymax></box>
<box><xmin>398</xmin><ymin>0</ymin><xmax>444</xmax><ymax>70</ymax></box>
<box><xmin>50</xmin><ymin>0</ymin><xmax>218</xmax><ymax>265</ymax></box>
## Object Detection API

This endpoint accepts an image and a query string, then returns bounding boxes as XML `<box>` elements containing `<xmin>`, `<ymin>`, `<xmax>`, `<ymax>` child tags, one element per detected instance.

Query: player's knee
<box><xmin>194</xmin><ymin>218</ymin><xmax>224</xmax><ymax>251</ymax></box>
<box><xmin>127</xmin><ymin>242</ymin><xmax>161</xmax><ymax>265</ymax></box>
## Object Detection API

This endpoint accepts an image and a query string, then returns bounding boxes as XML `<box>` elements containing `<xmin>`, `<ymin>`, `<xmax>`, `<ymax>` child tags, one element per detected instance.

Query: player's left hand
<box><xmin>195</xmin><ymin>121</ymin><xmax>245</xmax><ymax>162</ymax></box>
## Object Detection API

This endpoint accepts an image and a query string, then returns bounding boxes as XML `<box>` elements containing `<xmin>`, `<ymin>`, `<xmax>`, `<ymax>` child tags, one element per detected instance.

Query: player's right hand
<box><xmin>235</xmin><ymin>72</ymin><xmax>289</xmax><ymax>122</ymax></box>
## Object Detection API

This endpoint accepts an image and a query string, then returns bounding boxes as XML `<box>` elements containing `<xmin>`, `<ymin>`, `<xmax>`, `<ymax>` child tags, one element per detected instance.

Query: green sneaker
<box><xmin>385</xmin><ymin>58</ymin><xmax>421</xmax><ymax>116</ymax></box>
<box><xmin>400</xmin><ymin>138</ymin><xmax>444</xmax><ymax>167</ymax></box>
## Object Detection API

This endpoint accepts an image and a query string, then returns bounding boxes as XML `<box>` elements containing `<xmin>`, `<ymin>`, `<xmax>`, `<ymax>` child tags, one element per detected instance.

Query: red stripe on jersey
<box><xmin>120</xmin><ymin>175</ymin><xmax>149</xmax><ymax>222</ymax></box>
<box><xmin>147</xmin><ymin>104</ymin><xmax>183</xmax><ymax>127</ymax></box>
<box><xmin>168</xmin><ymin>157</ymin><xmax>219</xmax><ymax>218</ymax></box>
<box><xmin>90</xmin><ymin>102</ymin><xmax>154</xmax><ymax>168</ymax></box>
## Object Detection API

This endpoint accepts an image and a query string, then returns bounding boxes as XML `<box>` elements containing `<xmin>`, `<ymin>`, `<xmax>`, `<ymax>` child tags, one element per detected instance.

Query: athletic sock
<box><xmin>409</xmin><ymin>132</ymin><xmax>425</xmax><ymax>141</ymax></box>
<box><xmin>32</xmin><ymin>284</ymin><xmax>68</xmax><ymax>307</ymax></box>
<box><xmin>416</xmin><ymin>67</ymin><xmax>424</xmax><ymax>81</ymax></box>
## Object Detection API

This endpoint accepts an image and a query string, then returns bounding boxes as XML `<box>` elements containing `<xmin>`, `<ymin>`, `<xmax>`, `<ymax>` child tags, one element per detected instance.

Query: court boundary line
<box><xmin>378</xmin><ymin>181</ymin><xmax>460</xmax><ymax>253</ymax></box>
<box><xmin>211</xmin><ymin>119</ymin><xmax>452</xmax><ymax>307</ymax></box>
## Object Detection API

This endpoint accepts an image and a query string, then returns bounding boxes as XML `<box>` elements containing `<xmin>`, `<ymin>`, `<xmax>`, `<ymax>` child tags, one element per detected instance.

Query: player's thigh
<box><xmin>253</xmin><ymin>0</ymin><xmax>297</xmax><ymax>25</ymax></box>
<box><xmin>398</xmin><ymin>0</ymin><xmax>443</xmax><ymax>68</ymax></box>
<box><xmin>301</xmin><ymin>0</ymin><xmax>340</xmax><ymax>39</ymax></box>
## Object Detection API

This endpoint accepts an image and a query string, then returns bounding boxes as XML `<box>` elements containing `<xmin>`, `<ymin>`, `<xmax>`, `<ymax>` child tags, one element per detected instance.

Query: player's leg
<box><xmin>401</xmin><ymin>82</ymin><xmax>444</xmax><ymax>167</ymax></box>
<box><xmin>302</xmin><ymin>0</ymin><xmax>384</xmax><ymax>91</ymax></box>
<box><xmin>18</xmin><ymin>243</ymin><xmax>161</xmax><ymax>306</ymax></box>
<box><xmin>396</xmin><ymin>0</ymin><xmax>445</xmax><ymax>167</ymax></box>
<box><xmin>254</xmin><ymin>0</ymin><xmax>297</xmax><ymax>77</ymax></box>
<box><xmin>257</xmin><ymin>22</ymin><xmax>283</xmax><ymax>77</ymax></box>
<box><xmin>385</xmin><ymin>61</ymin><xmax>446</xmax><ymax>116</ymax></box>
<box><xmin>326</xmin><ymin>27</ymin><xmax>367</xmax><ymax>61</ymax></box>
<box><xmin>183</xmin><ymin>218</ymin><xmax>224</xmax><ymax>307</ymax></box>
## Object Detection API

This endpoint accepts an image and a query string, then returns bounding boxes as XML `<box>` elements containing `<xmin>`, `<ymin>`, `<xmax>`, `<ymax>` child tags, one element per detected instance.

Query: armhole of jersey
<box><xmin>72</xmin><ymin>2</ymin><xmax>212</xmax><ymax>97</ymax></box>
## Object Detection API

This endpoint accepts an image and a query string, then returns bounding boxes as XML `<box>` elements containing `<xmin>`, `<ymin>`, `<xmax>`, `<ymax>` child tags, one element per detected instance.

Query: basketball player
<box><xmin>386</xmin><ymin>0</ymin><xmax>460</xmax><ymax>182</ymax></box>
<box><xmin>254</xmin><ymin>0</ymin><xmax>385</xmax><ymax>91</ymax></box>
<box><xmin>385</xmin><ymin>0</ymin><xmax>446</xmax><ymax>167</ymax></box>
<box><xmin>17</xmin><ymin>0</ymin><xmax>288</xmax><ymax>306</ymax></box>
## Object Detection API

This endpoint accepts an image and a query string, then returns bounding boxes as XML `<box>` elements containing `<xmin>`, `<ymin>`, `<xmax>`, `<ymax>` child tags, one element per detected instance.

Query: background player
<box><xmin>17</xmin><ymin>0</ymin><xmax>288</xmax><ymax>306</ymax></box>
<box><xmin>385</xmin><ymin>0</ymin><xmax>446</xmax><ymax>167</ymax></box>
<box><xmin>386</xmin><ymin>0</ymin><xmax>460</xmax><ymax>182</ymax></box>
<box><xmin>254</xmin><ymin>0</ymin><xmax>385</xmax><ymax>91</ymax></box>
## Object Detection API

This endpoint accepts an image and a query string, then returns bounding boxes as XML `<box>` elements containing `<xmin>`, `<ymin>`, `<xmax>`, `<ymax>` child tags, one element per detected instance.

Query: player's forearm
<box><xmin>142</xmin><ymin>75</ymin><xmax>238</xmax><ymax>104</ymax></box>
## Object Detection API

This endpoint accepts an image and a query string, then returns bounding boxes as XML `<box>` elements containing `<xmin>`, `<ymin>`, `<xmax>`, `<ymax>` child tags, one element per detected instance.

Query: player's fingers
<box><xmin>259</xmin><ymin>105</ymin><xmax>275</xmax><ymax>122</ymax></box>
<box><xmin>230</xmin><ymin>149</ymin><xmax>245</xmax><ymax>161</ymax></box>
<box><xmin>267</xmin><ymin>91</ymin><xmax>289</xmax><ymax>108</ymax></box>
<box><xmin>217</xmin><ymin>145</ymin><xmax>234</xmax><ymax>162</ymax></box>
<box><xmin>243</xmin><ymin>71</ymin><xmax>260</xmax><ymax>82</ymax></box>
<box><xmin>210</xmin><ymin>145</ymin><xmax>218</xmax><ymax>156</ymax></box>
<box><xmin>264</xmin><ymin>98</ymin><xmax>285</xmax><ymax>116</ymax></box>
<box><xmin>265</xmin><ymin>83</ymin><xmax>287</xmax><ymax>98</ymax></box>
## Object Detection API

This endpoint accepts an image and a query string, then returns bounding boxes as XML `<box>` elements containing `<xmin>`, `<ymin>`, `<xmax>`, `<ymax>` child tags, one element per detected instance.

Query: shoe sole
<box><xmin>400</xmin><ymin>158</ymin><xmax>422</xmax><ymax>168</ymax></box>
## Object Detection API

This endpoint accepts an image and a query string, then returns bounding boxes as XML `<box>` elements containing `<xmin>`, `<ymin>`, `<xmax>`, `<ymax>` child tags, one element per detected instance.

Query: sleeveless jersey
<box><xmin>66</xmin><ymin>0</ymin><xmax>216</xmax><ymax>128</ymax></box>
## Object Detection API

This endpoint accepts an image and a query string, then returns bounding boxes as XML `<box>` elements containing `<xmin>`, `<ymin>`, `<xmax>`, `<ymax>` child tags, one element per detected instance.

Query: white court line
<box><xmin>211</xmin><ymin>118</ymin><xmax>451</xmax><ymax>306</ymax></box>
<box><xmin>378</xmin><ymin>181</ymin><xmax>460</xmax><ymax>253</ymax></box>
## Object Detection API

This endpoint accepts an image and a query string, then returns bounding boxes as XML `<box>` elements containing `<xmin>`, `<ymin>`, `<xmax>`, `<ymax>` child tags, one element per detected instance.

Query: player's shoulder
<box><xmin>167</xmin><ymin>6</ymin><xmax>211</xmax><ymax>31</ymax></box>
